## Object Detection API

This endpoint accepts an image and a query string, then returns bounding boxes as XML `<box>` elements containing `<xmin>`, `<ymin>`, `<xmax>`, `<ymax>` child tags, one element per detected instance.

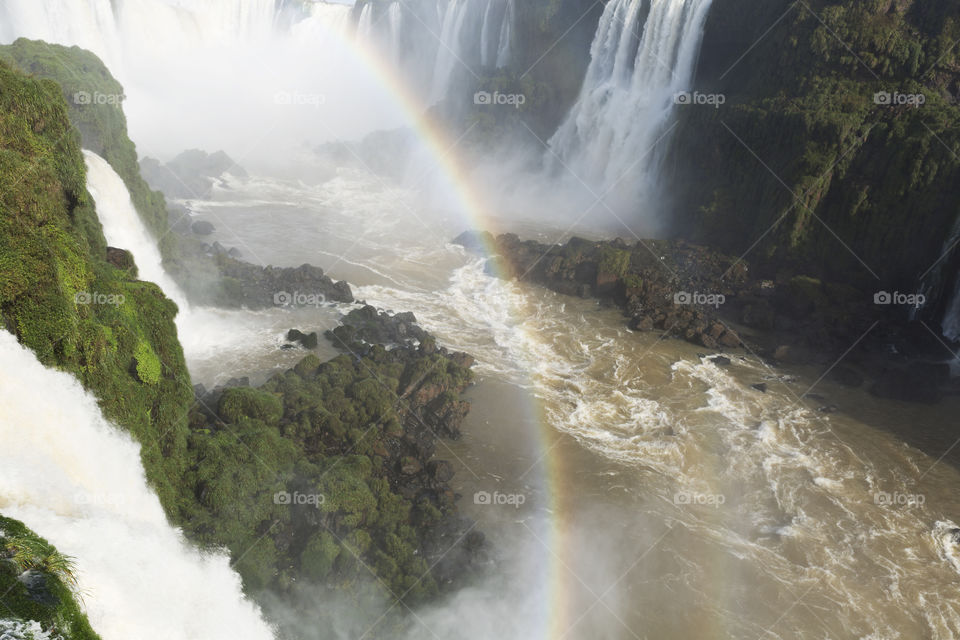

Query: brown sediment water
<box><xmin>186</xmin><ymin>172</ymin><xmax>960</xmax><ymax>639</ymax></box>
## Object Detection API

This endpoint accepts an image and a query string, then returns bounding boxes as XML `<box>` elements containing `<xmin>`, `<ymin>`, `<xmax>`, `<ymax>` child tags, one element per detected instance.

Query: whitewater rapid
<box><xmin>77</xmin><ymin>145</ymin><xmax>960</xmax><ymax>636</ymax></box>
<box><xmin>0</xmin><ymin>330</ymin><xmax>275</xmax><ymax>640</ymax></box>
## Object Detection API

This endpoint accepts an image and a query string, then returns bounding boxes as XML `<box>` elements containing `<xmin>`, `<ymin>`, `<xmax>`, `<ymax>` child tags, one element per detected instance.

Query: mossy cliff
<box><xmin>0</xmin><ymin>51</ymin><xmax>481</xmax><ymax>633</ymax></box>
<box><xmin>0</xmin><ymin>59</ymin><xmax>194</xmax><ymax>510</ymax></box>
<box><xmin>0</xmin><ymin>38</ymin><xmax>354</xmax><ymax>310</ymax></box>
<box><xmin>667</xmin><ymin>0</ymin><xmax>960</xmax><ymax>318</ymax></box>
<box><xmin>0</xmin><ymin>516</ymin><xmax>100</xmax><ymax>640</ymax></box>
<box><xmin>0</xmin><ymin>39</ymin><xmax>172</xmax><ymax>250</ymax></box>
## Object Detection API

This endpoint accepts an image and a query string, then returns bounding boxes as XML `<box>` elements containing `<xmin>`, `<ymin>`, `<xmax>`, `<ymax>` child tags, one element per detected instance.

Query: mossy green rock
<box><xmin>670</xmin><ymin>0</ymin><xmax>960</xmax><ymax>304</ymax></box>
<box><xmin>0</xmin><ymin>516</ymin><xmax>101</xmax><ymax>640</ymax></box>
<box><xmin>0</xmin><ymin>60</ymin><xmax>194</xmax><ymax>511</ymax></box>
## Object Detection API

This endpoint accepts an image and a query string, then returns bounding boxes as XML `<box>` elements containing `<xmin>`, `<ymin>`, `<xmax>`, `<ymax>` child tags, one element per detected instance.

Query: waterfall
<box><xmin>83</xmin><ymin>150</ymin><xmax>189</xmax><ymax>309</ymax></box>
<box><xmin>351</xmin><ymin>0</ymin><xmax>514</xmax><ymax>104</ymax></box>
<box><xmin>429</xmin><ymin>0</ymin><xmax>513</xmax><ymax>103</ymax></box>
<box><xmin>0</xmin><ymin>0</ymin><xmax>276</xmax><ymax>75</ymax></box>
<box><xmin>1</xmin><ymin>1</ymin><xmax>400</xmax><ymax>159</ymax></box>
<box><xmin>547</xmin><ymin>0</ymin><xmax>714</xmax><ymax>212</ymax></box>
<box><xmin>0</xmin><ymin>330</ymin><xmax>275</xmax><ymax>640</ymax></box>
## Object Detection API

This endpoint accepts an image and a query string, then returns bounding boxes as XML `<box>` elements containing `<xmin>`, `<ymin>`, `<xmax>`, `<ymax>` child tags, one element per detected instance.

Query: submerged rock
<box><xmin>286</xmin><ymin>328</ymin><xmax>319</xmax><ymax>349</ymax></box>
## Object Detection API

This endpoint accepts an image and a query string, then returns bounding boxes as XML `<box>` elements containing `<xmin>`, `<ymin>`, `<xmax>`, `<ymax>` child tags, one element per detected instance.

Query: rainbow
<box><xmin>323</xmin><ymin>6</ymin><xmax>576</xmax><ymax>637</ymax></box>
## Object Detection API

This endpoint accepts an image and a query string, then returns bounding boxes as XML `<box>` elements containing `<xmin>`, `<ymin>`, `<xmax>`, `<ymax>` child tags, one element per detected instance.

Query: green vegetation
<box><xmin>0</xmin><ymin>59</ymin><xmax>194</xmax><ymax>510</ymax></box>
<box><xmin>0</xmin><ymin>50</ymin><xmax>476</xmax><ymax>630</ymax></box>
<box><xmin>670</xmin><ymin>0</ymin><xmax>960</xmax><ymax>300</ymax></box>
<box><xmin>181</xmin><ymin>346</ymin><xmax>473</xmax><ymax>605</ymax></box>
<box><xmin>0</xmin><ymin>516</ymin><xmax>100</xmax><ymax>640</ymax></box>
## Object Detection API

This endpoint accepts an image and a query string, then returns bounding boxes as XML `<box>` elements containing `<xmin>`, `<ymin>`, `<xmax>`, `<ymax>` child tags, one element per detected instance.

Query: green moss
<box><xmin>133</xmin><ymin>339</ymin><xmax>161</xmax><ymax>385</ymax></box>
<box><xmin>300</xmin><ymin>532</ymin><xmax>341</xmax><ymax>581</ymax></box>
<box><xmin>671</xmin><ymin>0</ymin><xmax>960</xmax><ymax>296</ymax></box>
<box><xmin>0</xmin><ymin>516</ymin><xmax>100</xmax><ymax>640</ymax></box>
<box><xmin>598</xmin><ymin>246</ymin><xmax>631</xmax><ymax>277</ymax></box>
<box><xmin>217</xmin><ymin>387</ymin><xmax>283</xmax><ymax>423</ymax></box>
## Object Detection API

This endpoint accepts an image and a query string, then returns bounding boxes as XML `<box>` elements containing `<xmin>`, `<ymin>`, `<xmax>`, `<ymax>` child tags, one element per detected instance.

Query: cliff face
<box><xmin>0</xmin><ymin>46</ymin><xmax>481</xmax><ymax>621</ymax></box>
<box><xmin>0</xmin><ymin>58</ymin><xmax>195</xmax><ymax>509</ymax></box>
<box><xmin>667</xmin><ymin>0</ymin><xmax>960</xmax><ymax>320</ymax></box>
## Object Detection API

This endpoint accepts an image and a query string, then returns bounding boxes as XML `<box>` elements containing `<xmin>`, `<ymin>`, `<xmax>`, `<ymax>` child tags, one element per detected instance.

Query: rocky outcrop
<box><xmin>187</xmin><ymin>303</ymin><xmax>483</xmax><ymax>602</ymax></box>
<box><xmin>459</xmin><ymin>230</ymin><xmax>956</xmax><ymax>403</ymax></box>
<box><xmin>0</xmin><ymin>516</ymin><xmax>101</xmax><ymax>640</ymax></box>
<box><xmin>668</xmin><ymin>0</ymin><xmax>960</xmax><ymax>330</ymax></box>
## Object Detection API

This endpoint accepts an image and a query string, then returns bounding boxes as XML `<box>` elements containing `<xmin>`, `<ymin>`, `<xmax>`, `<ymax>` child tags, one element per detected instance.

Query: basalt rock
<box><xmin>286</xmin><ymin>328</ymin><xmax>319</xmax><ymax>349</ymax></box>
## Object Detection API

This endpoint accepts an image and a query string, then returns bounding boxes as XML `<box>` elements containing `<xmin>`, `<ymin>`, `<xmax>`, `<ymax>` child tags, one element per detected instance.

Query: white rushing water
<box><xmin>353</xmin><ymin>0</ymin><xmax>514</xmax><ymax>103</ymax></box>
<box><xmin>83</xmin><ymin>150</ymin><xmax>189</xmax><ymax>308</ymax></box>
<box><xmin>0</xmin><ymin>0</ymin><xmax>399</xmax><ymax>161</ymax></box>
<box><xmin>548</xmin><ymin>0</ymin><xmax>714</xmax><ymax>213</ymax></box>
<box><xmin>0</xmin><ymin>330</ymin><xmax>276</xmax><ymax>640</ymax></box>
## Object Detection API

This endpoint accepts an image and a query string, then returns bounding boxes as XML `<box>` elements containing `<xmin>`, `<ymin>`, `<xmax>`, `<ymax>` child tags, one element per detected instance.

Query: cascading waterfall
<box><xmin>547</xmin><ymin>0</ymin><xmax>714</xmax><ymax>213</ymax></box>
<box><xmin>83</xmin><ymin>149</ymin><xmax>292</xmax><ymax>373</ymax></box>
<box><xmin>353</xmin><ymin>0</ymin><xmax>514</xmax><ymax>104</ymax></box>
<box><xmin>0</xmin><ymin>0</ymin><xmax>276</xmax><ymax>76</ymax></box>
<box><xmin>430</xmin><ymin>0</ymin><xmax>513</xmax><ymax>102</ymax></box>
<box><xmin>0</xmin><ymin>330</ymin><xmax>275</xmax><ymax>640</ymax></box>
<box><xmin>1</xmin><ymin>0</ymin><xmax>400</xmax><ymax>160</ymax></box>
<box><xmin>83</xmin><ymin>150</ymin><xmax>189</xmax><ymax>310</ymax></box>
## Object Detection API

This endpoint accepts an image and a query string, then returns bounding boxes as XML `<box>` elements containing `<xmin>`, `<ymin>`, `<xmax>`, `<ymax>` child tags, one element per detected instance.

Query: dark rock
<box><xmin>106</xmin><ymin>246</ymin><xmax>137</xmax><ymax>273</ymax></box>
<box><xmin>427</xmin><ymin>460</ymin><xmax>455</xmax><ymax>483</ymax></box>
<box><xmin>817</xmin><ymin>404</ymin><xmax>840</xmax><ymax>413</ymax></box>
<box><xmin>191</xmin><ymin>220</ymin><xmax>215</xmax><ymax>235</ymax></box>
<box><xmin>17</xmin><ymin>570</ymin><xmax>57</xmax><ymax>606</ymax></box>
<box><xmin>718</xmin><ymin>330</ymin><xmax>742</xmax><ymax>348</ymax></box>
<box><xmin>286</xmin><ymin>329</ymin><xmax>319</xmax><ymax>349</ymax></box>
<box><xmin>751</xmin><ymin>383</ymin><xmax>768</xmax><ymax>392</ymax></box>
<box><xmin>710</xmin><ymin>355</ymin><xmax>731</xmax><ymax>366</ymax></box>
<box><xmin>400</xmin><ymin>456</ymin><xmax>423</xmax><ymax>475</ymax></box>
